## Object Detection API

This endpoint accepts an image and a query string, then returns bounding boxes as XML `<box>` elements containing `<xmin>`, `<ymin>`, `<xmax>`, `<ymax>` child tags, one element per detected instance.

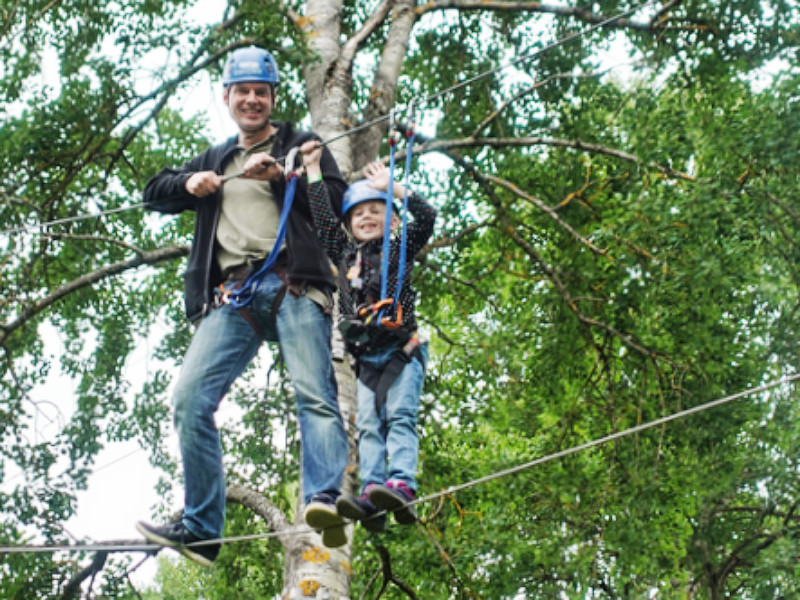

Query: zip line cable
<box><xmin>2</xmin><ymin>372</ymin><xmax>797</xmax><ymax>556</ymax></box>
<box><xmin>1</xmin><ymin>0</ymin><xmax>656</xmax><ymax>237</ymax></box>
<box><xmin>3</xmin><ymin>202</ymin><xmax>149</xmax><ymax>236</ymax></box>
<box><xmin>317</xmin><ymin>0</ymin><xmax>656</xmax><ymax>149</ymax></box>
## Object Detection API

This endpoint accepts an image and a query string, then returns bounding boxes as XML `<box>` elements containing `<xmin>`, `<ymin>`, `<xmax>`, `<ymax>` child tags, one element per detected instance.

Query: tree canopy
<box><xmin>1</xmin><ymin>0</ymin><xmax>800</xmax><ymax>598</ymax></box>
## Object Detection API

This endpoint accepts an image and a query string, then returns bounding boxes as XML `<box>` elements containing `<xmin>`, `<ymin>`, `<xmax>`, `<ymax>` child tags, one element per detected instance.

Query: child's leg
<box><xmin>356</xmin><ymin>374</ymin><xmax>388</xmax><ymax>491</ymax></box>
<box><xmin>367</xmin><ymin>351</ymin><xmax>425</xmax><ymax>526</ymax></box>
<box><xmin>384</xmin><ymin>345</ymin><xmax>427</xmax><ymax>490</ymax></box>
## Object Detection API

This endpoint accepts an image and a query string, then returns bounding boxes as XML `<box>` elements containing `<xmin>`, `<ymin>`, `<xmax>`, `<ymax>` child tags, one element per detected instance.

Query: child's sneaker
<box><xmin>304</xmin><ymin>492</ymin><xmax>347</xmax><ymax>548</ymax></box>
<box><xmin>368</xmin><ymin>480</ymin><xmax>417</xmax><ymax>525</ymax></box>
<box><xmin>336</xmin><ymin>492</ymin><xmax>387</xmax><ymax>532</ymax></box>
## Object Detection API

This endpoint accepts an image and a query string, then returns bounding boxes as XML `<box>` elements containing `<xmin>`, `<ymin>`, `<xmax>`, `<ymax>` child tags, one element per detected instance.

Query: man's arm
<box><xmin>143</xmin><ymin>148</ymin><xmax>221</xmax><ymax>214</ymax></box>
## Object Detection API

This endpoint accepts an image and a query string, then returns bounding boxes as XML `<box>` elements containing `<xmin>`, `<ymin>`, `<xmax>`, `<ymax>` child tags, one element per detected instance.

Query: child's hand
<box><xmin>301</xmin><ymin>140</ymin><xmax>323</xmax><ymax>181</ymax></box>
<box><xmin>363</xmin><ymin>161</ymin><xmax>390</xmax><ymax>192</ymax></box>
<box><xmin>300</xmin><ymin>140</ymin><xmax>323</xmax><ymax>168</ymax></box>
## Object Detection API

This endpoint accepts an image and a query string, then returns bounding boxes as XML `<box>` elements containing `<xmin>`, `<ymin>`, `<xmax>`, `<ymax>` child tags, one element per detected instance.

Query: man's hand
<box><xmin>186</xmin><ymin>171</ymin><xmax>223</xmax><ymax>197</ymax></box>
<box><xmin>243</xmin><ymin>152</ymin><xmax>284</xmax><ymax>181</ymax></box>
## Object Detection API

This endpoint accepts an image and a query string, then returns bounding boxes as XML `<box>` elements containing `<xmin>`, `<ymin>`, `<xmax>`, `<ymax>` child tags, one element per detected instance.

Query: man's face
<box><xmin>349</xmin><ymin>201</ymin><xmax>397</xmax><ymax>242</ymax></box>
<box><xmin>224</xmin><ymin>82</ymin><xmax>275</xmax><ymax>134</ymax></box>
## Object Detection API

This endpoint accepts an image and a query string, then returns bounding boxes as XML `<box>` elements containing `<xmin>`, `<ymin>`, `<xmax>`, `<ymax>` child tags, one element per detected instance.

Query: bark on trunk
<box><xmin>280</xmin><ymin>310</ymin><xmax>360</xmax><ymax>598</ymax></box>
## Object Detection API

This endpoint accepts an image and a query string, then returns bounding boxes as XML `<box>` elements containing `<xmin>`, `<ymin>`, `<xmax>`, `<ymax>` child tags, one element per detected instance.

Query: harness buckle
<box><xmin>356</xmin><ymin>298</ymin><xmax>404</xmax><ymax>330</ymax></box>
<box><xmin>379</xmin><ymin>303</ymin><xmax>403</xmax><ymax>330</ymax></box>
<box><xmin>215</xmin><ymin>283</ymin><xmax>232</xmax><ymax>306</ymax></box>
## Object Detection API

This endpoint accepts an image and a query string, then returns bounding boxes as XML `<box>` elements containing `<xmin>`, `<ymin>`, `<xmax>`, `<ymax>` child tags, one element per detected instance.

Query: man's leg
<box><xmin>171</xmin><ymin>305</ymin><xmax>262</xmax><ymax>540</ymax></box>
<box><xmin>276</xmin><ymin>293</ymin><xmax>347</xmax><ymax>501</ymax></box>
<box><xmin>277</xmin><ymin>292</ymin><xmax>349</xmax><ymax>546</ymax></box>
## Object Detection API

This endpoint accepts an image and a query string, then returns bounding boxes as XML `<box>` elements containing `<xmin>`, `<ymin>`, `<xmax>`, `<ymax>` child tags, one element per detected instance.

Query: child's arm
<box><xmin>360</xmin><ymin>160</ymin><xmax>436</xmax><ymax>257</ymax></box>
<box><xmin>301</xmin><ymin>141</ymin><xmax>348</xmax><ymax>263</ymax></box>
<box><xmin>402</xmin><ymin>190</ymin><xmax>437</xmax><ymax>259</ymax></box>
<box><xmin>363</xmin><ymin>161</ymin><xmax>407</xmax><ymax>200</ymax></box>
<box><xmin>361</xmin><ymin>161</ymin><xmax>436</xmax><ymax>258</ymax></box>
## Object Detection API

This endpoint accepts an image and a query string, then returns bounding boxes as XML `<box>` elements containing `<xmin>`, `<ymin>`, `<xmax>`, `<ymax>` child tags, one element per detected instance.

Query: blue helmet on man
<box><xmin>223</xmin><ymin>46</ymin><xmax>280</xmax><ymax>88</ymax></box>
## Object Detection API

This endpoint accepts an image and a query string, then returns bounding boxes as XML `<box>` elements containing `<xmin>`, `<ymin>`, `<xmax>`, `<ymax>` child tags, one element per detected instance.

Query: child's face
<box><xmin>349</xmin><ymin>201</ymin><xmax>397</xmax><ymax>242</ymax></box>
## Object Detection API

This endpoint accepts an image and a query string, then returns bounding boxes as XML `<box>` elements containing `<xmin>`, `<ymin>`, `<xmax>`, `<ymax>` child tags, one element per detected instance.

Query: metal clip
<box><xmin>284</xmin><ymin>146</ymin><xmax>300</xmax><ymax>179</ymax></box>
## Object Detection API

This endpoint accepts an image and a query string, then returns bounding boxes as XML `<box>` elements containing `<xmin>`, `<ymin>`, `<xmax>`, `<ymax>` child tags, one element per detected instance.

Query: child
<box><xmin>301</xmin><ymin>142</ymin><xmax>436</xmax><ymax>532</ymax></box>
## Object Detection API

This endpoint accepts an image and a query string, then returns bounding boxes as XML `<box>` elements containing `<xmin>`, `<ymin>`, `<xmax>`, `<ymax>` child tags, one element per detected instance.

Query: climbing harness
<box><xmin>338</xmin><ymin>107</ymin><xmax>419</xmax><ymax>346</ymax></box>
<box><xmin>216</xmin><ymin>146</ymin><xmax>301</xmax><ymax>312</ymax></box>
<box><xmin>373</xmin><ymin>105</ymin><xmax>416</xmax><ymax>330</ymax></box>
<box><xmin>354</xmin><ymin>108</ymin><xmax>424</xmax><ymax>413</ymax></box>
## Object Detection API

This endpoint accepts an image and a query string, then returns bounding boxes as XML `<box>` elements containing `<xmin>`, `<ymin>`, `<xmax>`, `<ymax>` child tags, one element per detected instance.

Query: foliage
<box><xmin>1</xmin><ymin>0</ymin><xmax>799</xmax><ymax>598</ymax></box>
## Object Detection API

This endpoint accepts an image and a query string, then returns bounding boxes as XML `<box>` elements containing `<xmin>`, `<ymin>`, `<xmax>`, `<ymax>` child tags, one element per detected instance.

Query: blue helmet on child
<box><xmin>341</xmin><ymin>180</ymin><xmax>388</xmax><ymax>219</ymax></box>
<box><xmin>223</xmin><ymin>46</ymin><xmax>280</xmax><ymax>88</ymax></box>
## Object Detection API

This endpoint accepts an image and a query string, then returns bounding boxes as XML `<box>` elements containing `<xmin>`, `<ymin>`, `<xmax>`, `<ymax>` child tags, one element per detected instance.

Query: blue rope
<box><xmin>393</xmin><ymin>121</ymin><xmax>416</xmax><ymax>310</ymax></box>
<box><xmin>377</xmin><ymin>108</ymin><xmax>416</xmax><ymax>327</ymax></box>
<box><xmin>228</xmin><ymin>173</ymin><xmax>298</xmax><ymax>308</ymax></box>
<box><xmin>377</xmin><ymin>111</ymin><xmax>398</xmax><ymax>324</ymax></box>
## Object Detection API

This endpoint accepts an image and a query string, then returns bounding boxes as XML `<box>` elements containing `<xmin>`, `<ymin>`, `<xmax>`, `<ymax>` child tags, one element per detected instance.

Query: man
<box><xmin>136</xmin><ymin>46</ymin><xmax>349</xmax><ymax>566</ymax></box>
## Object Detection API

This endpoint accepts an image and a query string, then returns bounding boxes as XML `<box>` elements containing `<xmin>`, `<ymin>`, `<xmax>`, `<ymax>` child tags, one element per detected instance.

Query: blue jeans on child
<box><xmin>356</xmin><ymin>341</ymin><xmax>428</xmax><ymax>494</ymax></box>
<box><xmin>171</xmin><ymin>270</ymin><xmax>347</xmax><ymax>540</ymax></box>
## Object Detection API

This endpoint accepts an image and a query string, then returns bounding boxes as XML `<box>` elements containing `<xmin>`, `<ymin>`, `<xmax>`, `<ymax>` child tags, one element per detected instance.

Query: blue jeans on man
<box><xmin>173</xmin><ymin>270</ymin><xmax>347</xmax><ymax>540</ymax></box>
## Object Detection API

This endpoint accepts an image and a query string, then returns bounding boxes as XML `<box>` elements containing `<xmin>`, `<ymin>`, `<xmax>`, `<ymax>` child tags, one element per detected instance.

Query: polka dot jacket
<box><xmin>307</xmin><ymin>180</ymin><xmax>437</xmax><ymax>356</ymax></box>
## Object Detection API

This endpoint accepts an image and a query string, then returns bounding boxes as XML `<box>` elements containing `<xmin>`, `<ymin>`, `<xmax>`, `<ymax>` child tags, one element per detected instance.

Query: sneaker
<box><xmin>136</xmin><ymin>520</ymin><xmax>219</xmax><ymax>567</ymax></box>
<box><xmin>336</xmin><ymin>493</ymin><xmax>387</xmax><ymax>533</ymax></box>
<box><xmin>304</xmin><ymin>493</ymin><xmax>347</xmax><ymax>548</ymax></box>
<box><xmin>368</xmin><ymin>481</ymin><xmax>418</xmax><ymax>525</ymax></box>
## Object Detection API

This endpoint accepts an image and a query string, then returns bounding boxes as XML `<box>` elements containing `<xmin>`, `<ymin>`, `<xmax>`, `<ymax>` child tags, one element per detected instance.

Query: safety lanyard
<box><xmin>377</xmin><ymin>106</ymin><xmax>415</xmax><ymax>326</ymax></box>
<box><xmin>379</xmin><ymin>110</ymin><xmax>398</xmax><ymax>308</ymax></box>
<box><xmin>393</xmin><ymin>103</ymin><xmax>415</xmax><ymax>310</ymax></box>
<box><xmin>228</xmin><ymin>148</ymin><xmax>300</xmax><ymax>308</ymax></box>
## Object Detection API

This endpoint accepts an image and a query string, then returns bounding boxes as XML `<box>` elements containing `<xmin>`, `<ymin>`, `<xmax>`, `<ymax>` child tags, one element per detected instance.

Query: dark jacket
<box><xmin>307</xmin><ymin>182</ymin><xmax>437</xmax><ymax>356</ymax></box>
<box><xmin>143</xmin><ymin>122</ymin><xmax>347</xmax><ymax>323</ymax></box>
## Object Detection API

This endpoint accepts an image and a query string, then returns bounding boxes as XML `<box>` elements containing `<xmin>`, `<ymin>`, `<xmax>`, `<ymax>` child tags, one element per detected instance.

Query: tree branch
<box><xmin>373</xmin><ymin>545</ymin><xmax>419</xmax><ymax>599</ymax></box>
<box><xmin>482</xmin><ymin>171</ymin><xmax>608</xmax><ymax>256</ymax></box>
<box><xmin>60</xmin><ymin>551</ymin><xmax>108</xmax><ymax>600</ymax></box>
<box><xmin>453</xmin><ymin>155</ymin><xmax>659</xmax><ymax>359</ymax></box>
<box><xmin>0</xmin><ymin>245</ymin><xmax>188</xmax><ymax>345</ymax></box>
<box><xmin>417</xmin><ymin>0</ymin><xmax>662</xmax><ymax>32</ymax></box>
<box><xmin>226</xmin><ymin>484</ymin><xmax>293</xmax><ymax>544</ymax></box>
<box><xmin>43</xmin><ymin>232</ymin><xmax>148</xmax><ymax>254</ymax></box>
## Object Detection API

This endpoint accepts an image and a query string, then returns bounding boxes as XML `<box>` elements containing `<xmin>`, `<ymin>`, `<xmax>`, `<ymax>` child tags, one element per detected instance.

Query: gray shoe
<box><xmin>136</xmin><ymin>520</ymin><xmax>219</xmax><ymax>567</ymax></box>
<box><xmin>368</xmin><ymin>482</ymin><xmax>417</xmax><ymax>525</ymax></box>
<box><xmin>305</xmin><ymin>494</ymin><xmax>348</xmax><ymax>548</ymax></box>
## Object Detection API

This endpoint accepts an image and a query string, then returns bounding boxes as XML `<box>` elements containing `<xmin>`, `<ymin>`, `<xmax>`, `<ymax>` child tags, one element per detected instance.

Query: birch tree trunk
<box><xmin>277</xmin><ymin>5</ymin><xmax>421</xmax><ymax>594</ymax></box>
<box><xmin>280</xmin><ymin>317</ymin><xmax>359</xmax><ymax>598</ymax></box>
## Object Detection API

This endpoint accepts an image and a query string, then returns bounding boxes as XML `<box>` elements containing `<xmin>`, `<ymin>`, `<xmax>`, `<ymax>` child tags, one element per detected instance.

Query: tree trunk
<box><xmin>280</xmin><ymin>309</ymin><xmax>360</xmax><ymax>598</ymax></box>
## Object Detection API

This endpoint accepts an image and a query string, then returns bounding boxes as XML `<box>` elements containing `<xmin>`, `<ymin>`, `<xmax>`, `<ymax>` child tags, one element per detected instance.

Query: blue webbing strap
<box><xmin>377</xmin><ymin>110</ymin><xmax>397</xmax><ymax>324</ymax></box>
<box><xmin>229</xmin><ymin>151</ymin><xmax>300</xmax><ymax>308</ymax></box>
<box><xmin>392</xmin><ymin>103</ymin><xmax>416</xmax><ymax>310</ymax></box>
